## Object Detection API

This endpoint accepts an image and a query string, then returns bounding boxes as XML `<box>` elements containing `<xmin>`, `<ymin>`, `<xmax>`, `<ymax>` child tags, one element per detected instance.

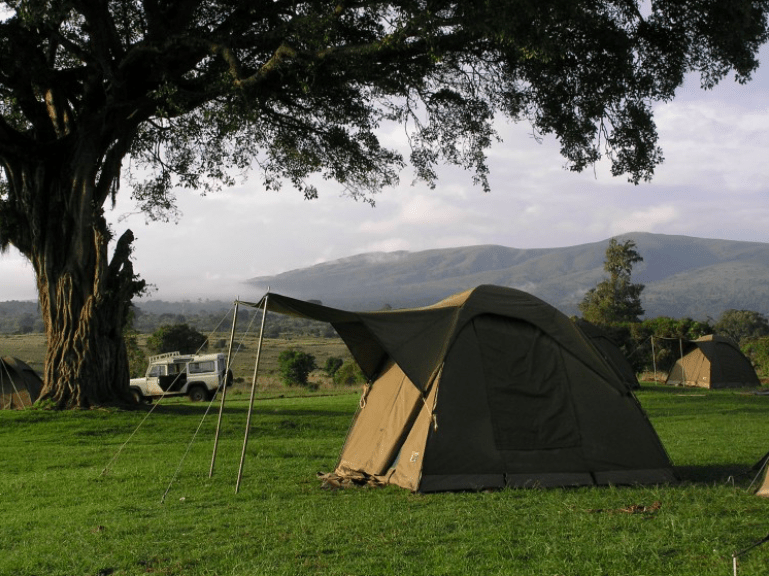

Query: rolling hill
<box><xmin>246</xmin><ymin>232</ymin><xmax>769</xmax><ymax>319</ymax></box>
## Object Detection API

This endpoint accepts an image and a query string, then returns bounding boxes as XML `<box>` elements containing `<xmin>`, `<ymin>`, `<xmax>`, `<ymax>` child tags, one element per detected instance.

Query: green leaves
<box><xmin>277</xmin><ymin>348</ymin><xmax>317</xmax><ymax>387</ymax></box>
<box><xmin>2</xmin><ymin>0</ymin><xmax>768</xmax><ymax>211</ymax></box>
<box><xmin>579</xmin><ymin>238</ymin><xmax>645</xmax><ymax>324</ymax></box>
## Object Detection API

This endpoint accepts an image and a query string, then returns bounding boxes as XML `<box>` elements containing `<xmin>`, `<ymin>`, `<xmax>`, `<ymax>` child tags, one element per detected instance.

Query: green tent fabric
<box><xmin>665</xmin><ymin>334</ymin><xmax>760</xmax><ymax>389</ymax></box>
<box><xmin>0</xmin><ymin>357</ymin><xmax>43</xmax><ymax>409</ymax></box>
<box><xmin>575</xmin><ymin>319</ymin><xmax>640</xmax><ymax>390</ymax></box>
<box><xmin>245</xmin><ymin>285</ymin><xmax>676</xmax><ymax>492</ymax></box>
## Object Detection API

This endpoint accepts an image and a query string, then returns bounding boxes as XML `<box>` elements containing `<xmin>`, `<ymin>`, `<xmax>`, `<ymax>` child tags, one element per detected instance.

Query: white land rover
<box><xmin>130</xmin><ymin>351</ymin><xmax>230</xmax><ymax>403</ymax></box>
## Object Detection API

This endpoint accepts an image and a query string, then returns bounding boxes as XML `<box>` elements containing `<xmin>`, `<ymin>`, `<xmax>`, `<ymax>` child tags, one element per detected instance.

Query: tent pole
<box><xmin>650</xmin><ymin>337</ymin><xmax>657</xmax><ymax>383</ymax></box>
<box><xmin>209</xmin><ymin>300</ymin><xmax>240</xmax><ymax>478</ymax></box>
<box><xmin>236</xmin><ymin>293</ymin><xmax>269</xmax><ymax>493</ymax></box>
<box><xmin>679</xmin><ymin>338</ymin><xmax>685</xmax><ymax>385</ymax></box>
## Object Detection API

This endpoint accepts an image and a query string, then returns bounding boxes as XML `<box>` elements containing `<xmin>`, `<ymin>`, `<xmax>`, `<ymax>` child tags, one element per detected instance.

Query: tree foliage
<box><xmin>713</xmin><ymin>309</ymin><xmax>769</xmax><ymax>344</ymax></box>
<box><xmin>323</xmin><ymin>357</ymin><xmax>344</xmax><ymax>380</ymax></box>
<box><xmin>146</xmin><ymin>323</ymin><xmax>208</xmax><ymax>355</ymax></box>
<box><xmin>335</xmin><ymin>361</ymin><xmax>367</xmax><ymax>387</ymax></box>
<box><xmin>1</xmin><ymin>1</ymin><xmax>768</xmax><ymax>407</ymax></box>
<box><xmin>124</xmin><ymin>309</ymin><xmax>148</xmax><ymax>378</ymax></box>
<box><xmin>578</xmin><ymin>238</ymin><xmax>646</xmax><ymax>324</ymax></box>
<box><xmin>741</xmin><ymin>338</ymin><xmax>769</xmax><ymax>378</ymax></box>
<box><xmin>277</xmin><ymin>349</ymin><xmax>317</xmax><ymax>388</ymax></box>
<box><xmin>626</xmin><ymin>317</ymin><xmax>712</xmax><ymax>374</ymax></box>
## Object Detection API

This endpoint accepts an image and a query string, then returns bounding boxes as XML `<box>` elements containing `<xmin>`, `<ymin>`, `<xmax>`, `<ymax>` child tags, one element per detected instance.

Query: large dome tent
<box><xmin>239</xmin><ymin>285</ymin><xmax>675</xmax><ymax>492</ymax></box>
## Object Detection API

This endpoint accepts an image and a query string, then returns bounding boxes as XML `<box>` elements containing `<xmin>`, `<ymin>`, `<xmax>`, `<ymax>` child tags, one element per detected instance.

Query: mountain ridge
<box><xmin>245</xmin><ymin>232</ymin><xmax>769</xmax><ymax>318</ymax></box>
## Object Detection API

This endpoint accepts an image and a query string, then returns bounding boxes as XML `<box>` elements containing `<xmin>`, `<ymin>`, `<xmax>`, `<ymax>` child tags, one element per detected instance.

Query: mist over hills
<box><xmin>245</xmin><ymin>232</ymin><xmax>769</xmax><ymax>319</ymax></box>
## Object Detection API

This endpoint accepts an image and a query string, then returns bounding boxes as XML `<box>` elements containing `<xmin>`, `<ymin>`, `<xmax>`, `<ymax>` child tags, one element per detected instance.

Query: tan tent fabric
<box><xmin>665</xmin><ymin>334</ymin><xmax>760</xmax><ymax>389</ymax></box>
<box><xmin>0</xmin><ymin>357</ymin><xmax>43</xmax><ymax>409</ymax></box>
<box><xmin>754</xmin><ymin>451</ymin><xmax>769</xmax><ymax>497</ymax></box>
<box><xmin>245</xmin><ymin>285</ymin><xmax>676</xmax><ymax>492</ymax></box>
<box><xmin>336</xmin><ymin>359</ymin><xmax>422</xmax><ymax>476</ymax></box>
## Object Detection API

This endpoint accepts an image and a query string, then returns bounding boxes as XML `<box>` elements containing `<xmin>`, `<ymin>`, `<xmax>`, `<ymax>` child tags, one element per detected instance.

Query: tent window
<box><xmin>475</xmin><ymin>315</ymin><xmax>579</xmax><ymax>451</ymax></box>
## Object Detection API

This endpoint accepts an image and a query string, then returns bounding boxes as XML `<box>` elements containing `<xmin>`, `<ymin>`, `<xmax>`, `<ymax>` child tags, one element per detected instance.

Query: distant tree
<box><xmin>278</xmin><ymin>350</ymin><xmax>317</xmax><ymax>388</ymax></box>
<box><xmin>16</xmin><ymin>313</ymin><xmax>36</xmax><ymax>335</ymax></box>
<box><xmin>741</xmin><ymin>339</ymin><xmax>769</xmax><ymax>378</ymax></box>
<box><xmin>713</xmin><ymin>309</ymin><xmax>769</xmax><ymax>344</ymax></box>
<box><xmin>146</xmin><ymin>324</ymin><xmax>208</xmax><ymax>355</ymax></box>
<box><xmin>335</xmin><ymin>361</ymin><xmax>367</xmax><ymax>387</ymax></box>
<box><xmin>323</xmin><ymin>357</ymin><xmax>344</xmax><ymax>381</ymax></box>
<box><xmin>579</xmin><ymin>238</ymin><xmax>645</xmax><ymax>325</ymax></box>
<box><xmin>124</xmin><ymin>309</ymin><xmax>148</xmax><ymax>378</ymax></box>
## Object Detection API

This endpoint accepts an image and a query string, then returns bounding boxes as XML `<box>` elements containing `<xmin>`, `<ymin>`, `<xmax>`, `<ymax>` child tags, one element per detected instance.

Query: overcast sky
<box><xmin>3</xmin><ymin>50</ymin><xmax>769</xmax><ymax>303</ymax></box>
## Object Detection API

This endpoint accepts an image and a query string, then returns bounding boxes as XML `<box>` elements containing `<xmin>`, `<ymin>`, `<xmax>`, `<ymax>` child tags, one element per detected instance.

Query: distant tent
<box><xmin>0</xmin><ymin>357</ymin><xmax>43</xmax><ymax>409</ymax></box>
<box><xmin>243</xmin><ymin>285</ymin><xmax>675</xmax><ymax>492</ymax></box>
<box><xmin>574</xmin><ymin>319</ymin><xmax>639</xmax><ymax>390</ymax></box>
<box><xmin>753</xmin><ymin>451</ymin><xmax>769</xmax><ymax>497</ymax></box>
<box><xmin>665</xmin><ymin>335</ymin><xmax>760</xmax><ymax>389</ymax></box>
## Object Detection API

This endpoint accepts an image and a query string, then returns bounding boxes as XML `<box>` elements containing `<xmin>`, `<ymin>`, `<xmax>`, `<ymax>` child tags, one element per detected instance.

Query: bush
<box><xmin>335</xmin><ymin>361</ymin><xmax>366</xmax><ymax>386</ymax></box>
<box><xmin>277</xmin><ymin>349</ymin><xmax>317</xmax><ymax>387</ymax></box>
<box><xmin>146</xmin><ymin>323</ymin><xmax>208</xmax><ymax>355</ymax></box>
<box><xmin>324</xmin><ymin>357</ymin><xmax>344</xmax><ymax>379</ymax></box>
<box><xmin>741</xmin><ymin>338</ymin><xmax>769</xmax><ymax>379</ymax></box>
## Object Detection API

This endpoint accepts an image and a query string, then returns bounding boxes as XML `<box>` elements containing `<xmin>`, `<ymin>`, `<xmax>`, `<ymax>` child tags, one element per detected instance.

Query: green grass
<box><xmin>0</xmin><ymin>332</ymin><xmax>356</xmax><ymax>391</ymax></box>
<box><xmin>2</xmin><ymin>387</ymin><xmax>769</xmax><ymax>575</ymax></box>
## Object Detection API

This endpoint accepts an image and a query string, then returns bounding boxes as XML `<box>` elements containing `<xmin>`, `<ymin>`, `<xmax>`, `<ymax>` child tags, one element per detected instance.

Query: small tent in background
<box><xmin>665</xmin><ymin>335</ymin><xmax>760</xmax><ymax>389</ymax></box>
<box><xmin>574</xmin><ymin>319</ymin><xmax>639</xmax><ymax>390</ymax></box>
<box><xmin>0</xmin><ymin>357</ymin><xmax>43</xmax><ymax>409</ymax></box>
<box><xmin>243</xmin><ymin>285</ymin><xmax>675</xmax><ymax>492</ymax></box>
<box><xmin>753</xmin><ymin>451</ymin><xmax>769</xmax><ymax>497</ymax></box>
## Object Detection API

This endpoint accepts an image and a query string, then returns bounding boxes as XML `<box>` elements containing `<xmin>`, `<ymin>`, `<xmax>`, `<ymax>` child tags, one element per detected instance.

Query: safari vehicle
<box><xmin>130</xmin><ymin>351</ymin><xmax>230</xmax><ymax>403</ymax></box>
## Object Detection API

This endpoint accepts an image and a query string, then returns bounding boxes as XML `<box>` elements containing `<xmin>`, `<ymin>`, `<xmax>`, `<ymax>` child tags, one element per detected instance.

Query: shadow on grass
<box><xmin>637</xmin><ymin>384</ymin><xmax>709</xmax><ymax>394</ymax></box>
<box><xmin>674</xmin><ymin>463</ymin><xmax>758</xmax><ymax>485</ymax></box>
<box><xmin>147</xmin><ymin>402</ymin><xmax>354</xmax><ymax>419</ymax></box>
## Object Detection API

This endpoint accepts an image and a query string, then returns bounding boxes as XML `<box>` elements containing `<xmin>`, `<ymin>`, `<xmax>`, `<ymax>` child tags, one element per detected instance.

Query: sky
<box><xmin>3</xmin><ymin>50</ymin><xmax>769</xmax><ymax>303</ymax></box>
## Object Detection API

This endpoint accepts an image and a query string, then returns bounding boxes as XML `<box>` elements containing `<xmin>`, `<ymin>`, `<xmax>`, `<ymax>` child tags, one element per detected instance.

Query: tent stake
<box><xmin>236</xmin><ymin>293</ymin><xmax>269</xmax><ymax>493</ymax></box>
<box><xmin>209</xmin><ymin>300</ymin><xmax>240</xmax><ymax>478</ymax></box>
<box><xmin>732</xmin><ymin>533</ymin><xmax>769</xmax><ymax>576</ymax></box>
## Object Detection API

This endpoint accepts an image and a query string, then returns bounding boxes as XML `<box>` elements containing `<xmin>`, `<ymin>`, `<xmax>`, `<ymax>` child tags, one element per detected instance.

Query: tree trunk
<box><xmin>36</xmin><ymin>227</ymin><xmax>141</xmax><ymax>408</ymax></box>
<box><xmin>6</xmin><ymin>147</ymin><xmax>144</xmax><ymax>408</ymax></box>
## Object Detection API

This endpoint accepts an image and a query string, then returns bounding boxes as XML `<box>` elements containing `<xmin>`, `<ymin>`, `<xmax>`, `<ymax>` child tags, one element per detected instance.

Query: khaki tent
<box><xmin>0</xmin><ymin>357</ymin><xmax>43</xmax><ymax>409</ymax></box>
<box><xmin>665</xmin><ymin>335</ymin><xmax>760</xmax><ymax>389</ymax></box>
<box><xmin>753</xmin><ymin>451</ymin><xmax>769</xmax><ymax>497</ymax></box>
<box><xmin>575</xmin><ymin>319</ymin><xmax>639</xmax><ymax>390</ymax></box>
<box><xmin>245</xmin><ymin>285</ymin><xmax>675</xmax><ymax>492</ymax></box>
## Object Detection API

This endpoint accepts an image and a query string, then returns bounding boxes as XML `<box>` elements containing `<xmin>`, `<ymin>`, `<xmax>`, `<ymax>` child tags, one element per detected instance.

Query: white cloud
<box><xmin>0</xmin><ymin>249</ymin><xmax>37</xmax><ymax>300</ymax></box>
<box><xmin>609</xmin><ymin>205</ymin><xmax>679</xmax><ymax>236</ymax></box>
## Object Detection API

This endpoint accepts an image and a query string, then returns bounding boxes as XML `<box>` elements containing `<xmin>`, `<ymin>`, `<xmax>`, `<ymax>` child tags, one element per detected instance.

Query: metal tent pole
<box><xmin>236</xmin><ymin>293</ymin><xmax>269</xmax><ymax>493</ymax></box>
<box><xmin>651</xmin><ymin>336</ymin><xmax>657</xmax><ymax>383</ymax></box>
<box><xmin>679</xmin><ymin>338</ymin><xmax>685</xmax><ymax>385</ymax></box>
<box><xmin>209</xmin><ymin>300</ymin><xmax>240</xmax><ymax>478</ymax></box>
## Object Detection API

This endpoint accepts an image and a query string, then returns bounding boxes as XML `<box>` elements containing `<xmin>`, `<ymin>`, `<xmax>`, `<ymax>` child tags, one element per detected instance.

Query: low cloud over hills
<box><xmin>246</xmin><ymin>232</ymin><xmax>769</xmax><ymax>319</ymax></box>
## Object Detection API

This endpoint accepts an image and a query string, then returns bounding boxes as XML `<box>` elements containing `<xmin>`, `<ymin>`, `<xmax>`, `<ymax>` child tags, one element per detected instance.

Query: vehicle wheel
<box><xmin>131</xmin><ymin>389</ymin><xmax>143</xmax><ymax>404</ymax></box>
<box><xmin>188</xmin><ymin>386</ymin><xmax>208</xmax><ymax>402</ymax></box>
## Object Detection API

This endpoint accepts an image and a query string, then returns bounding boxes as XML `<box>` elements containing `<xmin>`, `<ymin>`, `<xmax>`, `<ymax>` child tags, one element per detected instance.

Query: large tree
<box><xmin>1</xmin><ymin>1</ymin><xmax>768</xmax><ymax>407</ymax></box>
<box><xmin>579</xmin><ymin>238</ymin><xmax>645</xmax><ymax>324</ymax></box>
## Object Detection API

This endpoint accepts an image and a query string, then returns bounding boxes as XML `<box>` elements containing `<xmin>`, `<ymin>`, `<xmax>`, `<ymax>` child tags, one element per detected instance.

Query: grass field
<box><xmin>1</xmin><ymin>383</ymin><xmax>769</xmax><ymax>576</ymax></box>
<box><xmin>0</xmin><ymin>332</ymin><xmax>355</xmax><ymax>391</ymax></box>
